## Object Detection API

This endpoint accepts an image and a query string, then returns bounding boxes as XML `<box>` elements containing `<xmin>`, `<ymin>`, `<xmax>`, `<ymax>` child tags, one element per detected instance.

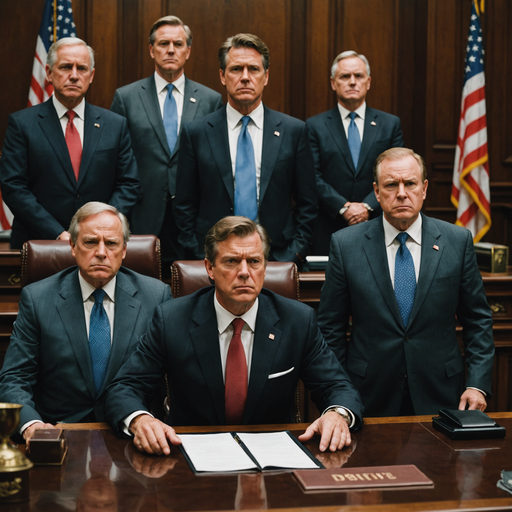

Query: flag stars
<box><xmin>470</xmin><ymin>24</ymin><xmax>476</xmax><ymax>31</ymax></box>
<box><xmin>468</xmin><ymin>35</ymin><xmax>473</xmax><ymax>41</ymax></box>
<box><xmin>465</xmin><ymin>65</ymin><xmax>471</xmax><ymax>72</ymax></box>
<box><xmin>471</xmin><ymin>14</ymin><xmax>477</xmax><ymax>20</ymax></box>
<box><xmin>477</xmin><ymin>36</ymin><xmax>482</xmax><ymax>42</ymax></box>
<box><xmin>469</xmin><ymin>55</ymin><xmax>476</xmax><ymax>62</ymax></box>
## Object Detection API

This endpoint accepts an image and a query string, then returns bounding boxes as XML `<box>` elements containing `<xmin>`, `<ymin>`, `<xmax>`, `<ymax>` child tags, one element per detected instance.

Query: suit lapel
<box><xmin>102</xmin><ymin>272</ymin><xmax>142</xmax><ymax>393</ymax></box>
<box><xmin>205</xmin><ymin>108</ymin><xmax>234</xmax><ymax>203</ymax></box>
<box><xmin>181</xmin><ymin>77</ymin><xmax>200</xmax><ymax>128</ymax></box>
<box><xmin>139</xmin><ymin>76</ymin><xmax>172</xmax><ymax>159</ymax></box>
<box><xmin>37</xmin><ymin>100</ymin><xmax>77</xmax><ymax>186</ymax></box>
<box><xmin>362</xmin><ymin>220</ymin><xmax>404</xmax><ymax>327</ymax></box>
<box><xmin>259</xmin><ymin>106</ymin><xmax>283</xmax><ymax>202</ymax></box>
<box><xmin>325</xmin><ymin>107</ymin><xmax>356</xmax><ymax>174</ymax></box>
<box><xmin>357</xmin><ymin>107</ymin><xmax>378</xmax><ymax>175</ymax></box>
<box><xmin>56</xmin><ymin>269</ymin><xmax>96</xmax><ymax>399</ymax></box>
<box><xmin>190</xmin><ymin>290</ymin><xmax>225</xmax><ymax>424</ymax></box>
<box><xmin>243</xmin><ymin>294</ymin><xmax>282</xmax><ymax>423</ymax></box>
<box><xmin>78</xmin><ymin>102</ymin><xmax>102</xmax><ymax>186</ymax></box>
<box><xmin>407</xmin><ymin>215</ymin><xmax>443</xmax><ymax>327</ymax></box>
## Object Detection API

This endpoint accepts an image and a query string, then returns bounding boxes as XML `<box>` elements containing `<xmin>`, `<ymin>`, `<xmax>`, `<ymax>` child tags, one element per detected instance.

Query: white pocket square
<box><xmin>268</xmin><ymin>367</ymin><xmax>294</xmax><ymax>379</ymax></box>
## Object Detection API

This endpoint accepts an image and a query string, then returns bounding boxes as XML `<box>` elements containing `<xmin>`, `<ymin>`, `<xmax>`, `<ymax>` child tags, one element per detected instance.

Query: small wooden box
<box><xmin>474</xmin><ymin>243</ymin><xmax>509</xmax><ymax>273</ymax></box>
<box><xmin>28</xmin><ymin>429</ymin><xmax>67</xmax><ymax>465</ymax></box>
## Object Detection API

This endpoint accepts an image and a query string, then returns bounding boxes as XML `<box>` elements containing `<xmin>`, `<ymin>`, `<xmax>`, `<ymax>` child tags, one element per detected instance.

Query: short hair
<box><xmin>149</xmin><ymin>16</ymin><xmax>192</xmax><ymax>46</ymax></box>
<box><xmin>373</xmin><ymin>148</ymin><xmax>427</xmax><ymax>184</ymax></box>
<box><xmin>204</xmin><ymin>216</ymin><xmax>270</xmax><ymax>265</ymax></box>
<box><xmin>331</xmin><ymin>50</ymin><xmax>370</xmax><ymax>78</ymax></box>
<box><xmin>218</xmin><ymin>34</ymin><xmax>269</xmax><ymax>72</ymax></box>
<box><xmin>47</xmin><ymin>37</ymin><xmax>95</xmax><ymax>70</ymax></box>
<box><xmin>69</xmin><ymin>202</ymin><xmax>131</xmax><ymax>245</ymax></box>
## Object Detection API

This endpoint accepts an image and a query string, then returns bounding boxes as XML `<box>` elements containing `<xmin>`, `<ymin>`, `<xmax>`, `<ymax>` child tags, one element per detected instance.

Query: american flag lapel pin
<box><xmin>274</xmin><ymin>131</ymin><xmax>280</xmax><ymax>137</ymax></box>
<box><xmin>94</xmin><ymin>123</ymin><xmax>100</xmax><ymax>128</ymax></box>
<box><xmin>269</xmin><ymin>333</ymin><xmax>275</xmax><ymax>340</ymax></box>
<box><xmin>190</xmin><ymin>97</ymin><xmax>197</xmax><ymax>103</ymax></box>
<box><xmin>371</xmin><ymin>121</ymin><xmax>377</xmax><ymax>126</ymax></box>
<box><xmin>433</xmin><ymin>245</ymin><xmax>439</xmax><ymax>251</ymax></box>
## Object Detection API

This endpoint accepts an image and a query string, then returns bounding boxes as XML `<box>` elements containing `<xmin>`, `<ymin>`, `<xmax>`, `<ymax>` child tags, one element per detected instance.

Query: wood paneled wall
<box><xmin>1</xmin><ymin>0</ymin><xmax>511</xmax><ymax>246</ymax></box>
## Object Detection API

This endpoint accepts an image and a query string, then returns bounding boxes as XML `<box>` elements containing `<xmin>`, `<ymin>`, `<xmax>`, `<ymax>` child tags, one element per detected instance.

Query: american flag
<box><xmin>28</xmin><ymin>0</ymin><xmax>77</xmax><ymax>106</ymax></box>
<box><xmin>451</xmin><ymin>0</ymin><xmax>490</xmax><ymax>243</ymax></box>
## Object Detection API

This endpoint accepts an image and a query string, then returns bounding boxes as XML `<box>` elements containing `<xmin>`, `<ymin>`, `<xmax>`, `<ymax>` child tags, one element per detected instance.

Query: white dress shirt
<box><xmin>226</xmin><ymin>102</ymin><xmax>264</xmax><ymax>201</ymax></box>
<box><xmin>53</xmin><ymin>95</ymin><xmax>85</xmax><ymax>145</ymax></box>
<box><xmin>154</xmin><ymin>71</ymin><xmax>186</xmax><ymax>135</ymax></box>
<box><xmin>337</xmin><ymin>101</ymin><xmax>366</xmax><ymax>142</ymax></box>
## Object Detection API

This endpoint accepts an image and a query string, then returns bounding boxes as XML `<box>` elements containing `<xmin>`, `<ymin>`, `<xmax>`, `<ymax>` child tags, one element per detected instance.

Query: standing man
<box><xmin>174</xmin><ymin>34</ymin><xmax>317</xmax><ymax>266</ymax></box>
<box><xmin>105</xmin><ymin>216</ymin><xmax>363</xmax><ymax>455</ymax></box>
<box><xmin>111</xmin><ymin>16</ymin><xmax>223</xmax><ymax>273</ymax></box>
<box><xmin>306</xmin><ymin>51</ymin><xmax>403</xmax><ymax>255</ymax></box>
<box><xmin>0</xmin><ymin>38</ymin><xmax>140</xmax><ymax>249</ymax></box>
<box><xmin>317</xmin><ymin>148</ymin><xmax>494</xmax><ymax>416</ymax></box>
<box><xmin>0</xmin><ymin>202</ymin><xmax>171</xmax><ymax>441</ymax></box>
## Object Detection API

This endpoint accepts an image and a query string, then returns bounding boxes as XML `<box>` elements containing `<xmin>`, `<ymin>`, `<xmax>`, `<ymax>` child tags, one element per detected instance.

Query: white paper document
<box><xmin>179</xmin><ymin>431</ymin><xmax>319</xmax><ymax>473</ymax></box>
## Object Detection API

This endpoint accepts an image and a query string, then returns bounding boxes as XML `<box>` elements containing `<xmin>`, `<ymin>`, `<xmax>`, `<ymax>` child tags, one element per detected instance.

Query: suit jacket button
<box><xmin>404</xmin><ymin>336</ymin><xmax>409</xmax><ymax>343</ymax></box>
<box><xmin>75</xmin><ymin>194</ymin><xmax>80</xmax><ymax>199</ymax></box>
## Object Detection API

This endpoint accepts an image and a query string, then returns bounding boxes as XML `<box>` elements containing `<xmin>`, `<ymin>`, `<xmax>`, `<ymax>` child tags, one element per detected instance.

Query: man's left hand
<box><xmin>458</xmin><ymin>389</ymin><xmax>487</xmax><ymax>411</ymax></box>
<box><xmin>298</xmin><ymin>411</ymin><xmax>351</xmax><ymax>452</ymax></box>
<box><xmin>344</xmin><ymin>202</ymin><xmax>369</xmax><ymax>225</ymax></box>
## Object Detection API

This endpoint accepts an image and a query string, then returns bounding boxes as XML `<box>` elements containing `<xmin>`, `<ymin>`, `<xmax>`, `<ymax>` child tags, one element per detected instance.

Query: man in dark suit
<box><xmin>174</xmin><ymin>34</ymin><xmax>317</xmax><ymax>266</ymax></box>
<box><xmin>0</xmin><ymin>202</ymin><xmax>171</xmax><ymax>441</ymax></box>
<box><xmin>0</xmin><ymin>37</ymin><xmax>140</xmax><ymax>249</ymax></box>
<box><xmin>105</xmin><ymin>216</ymin><xmax>363</xmax><ymax>455</ymax></box>
<box><xmin>317</xmin><ymin>148</ymin><xmax>494</xmax><ymax>416</ymax></box>
<box><xmin>306</xmin><ymin>51</ymin><xmax>403</xmax><ymax>255</ymax></box>
<box><xmin>110</xmin><ymin>16</ymin><xmax>223</xmax><ymax>271</ymax></box>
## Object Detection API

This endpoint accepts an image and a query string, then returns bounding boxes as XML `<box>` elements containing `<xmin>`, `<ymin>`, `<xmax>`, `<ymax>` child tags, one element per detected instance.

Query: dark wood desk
<box><xmin>6</xmin><ymin>414</ymin><xmax>512</xmax><ymax>511</ymax></box>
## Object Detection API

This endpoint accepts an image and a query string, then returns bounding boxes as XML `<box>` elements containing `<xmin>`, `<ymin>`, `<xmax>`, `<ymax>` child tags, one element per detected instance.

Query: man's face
<box><xmin>205</xmin><ymin>232</ymin><xmax>266</xmax><ymax>316</ymax></box>
<box><xmin>373</xmin><ymin>155</ymin><xmax>428</xmax><ymax>231</ymax></box>
<box><xmin>46</xmin><ymin>44</ymin><xmax>95</xmax><ymax>109</ymax></box>
<box><xmin>150</xmin><ymin>24</ymin><xmax>191</xmax><ymax>81</ymax></box>
<box><xmin>330</xmin><ymin>56</ymin><xmax>371</xmax><ymax>110</ymax></box>
<box><xmin>220</xmin><ymin>47</ymin><xmax>268</xmax><ymax>114</ymax></box>
<box><xmin>70</xmin><ymin>211</ymin><xmax>126</xmax><ymax>289</ymax></box>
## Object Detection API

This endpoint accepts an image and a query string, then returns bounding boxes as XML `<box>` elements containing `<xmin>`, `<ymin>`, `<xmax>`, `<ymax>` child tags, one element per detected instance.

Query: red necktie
<box><xmin>65</xmin><ymin>110</ymin><xmax>82</xmax><ymax>181</ymax></box>
<box><xmin>225</xmin><ymin>318</ymin><xmax>248</xmax><ymax>424</ymax></box>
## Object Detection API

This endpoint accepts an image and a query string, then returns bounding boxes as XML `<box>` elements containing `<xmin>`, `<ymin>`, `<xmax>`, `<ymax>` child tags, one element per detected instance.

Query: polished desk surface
<box><xmin>6</xmin><ymin>413</ymin><xmax>512</xmax><ymax>512</ymax></box>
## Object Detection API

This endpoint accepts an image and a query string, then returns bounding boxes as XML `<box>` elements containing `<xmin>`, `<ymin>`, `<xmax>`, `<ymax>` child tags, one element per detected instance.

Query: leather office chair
<box><xmin>21</xmin><ymin>235</ymin><xmax>162</xmax><ymax>287</ymax></box>
<box><xmin>170</xmin><ymin>260</ymin><xmax>302</xmax><ymax>422</ymax></box>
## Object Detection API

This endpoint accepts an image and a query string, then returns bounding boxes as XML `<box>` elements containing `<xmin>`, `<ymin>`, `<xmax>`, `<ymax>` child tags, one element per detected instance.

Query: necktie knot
<box><xmin>166</xmin><ymin>83</ymin><xmax>174</xmax><ymax>95</ymax></box>
<box><xmin>348</xmin><ymin>111</ymin><xmax>357</xmax><ymax>121</ymax></box>
<box><xmin>92</xmin><ymin>288</ymin><xmax>106</xmax><ymax>305</ymax></box>
<box><xmin>396</xmin><ymin>232</ymin><xmax>409</xmax><ymax>246</ymax></box>
<box><xmin>232</xmin><ymin>318</ymin><xmax>245</xmax><ymax>336</ymax></box>
<box><xmin>241</xmin><ymin>116</ymin><xmax>251</xmax><ymax>128</ymax></box>
<box><xmin>66</xmin><ymin>110</ymin><xmax>76</xmax><ymax>122</ymax></box>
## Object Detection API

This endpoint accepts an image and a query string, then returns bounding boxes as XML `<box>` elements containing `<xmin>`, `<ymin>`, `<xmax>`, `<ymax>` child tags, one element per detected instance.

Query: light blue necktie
<box><xmin>89</xmin><ymin>289</ymin><xmax>111</xmax><ymax>395</ymax></box>
<box><xmin>394</xmin><ymin>232</ymin><xmax>416</xmax><ymax>327</ymax></box>
<box><xmin>234</xmin><ymin>116</ymin><xmax>258</xmax><ymax>220</ymax></box>
<box><xmin>163</xmin><ymin>84</ymin><xmax>178</xmax><ymax>153</ymax></box>
<box><xmin>347</xmin><ymin>112</ymin><xmax>361</xmax><ymax>169</ymax></box>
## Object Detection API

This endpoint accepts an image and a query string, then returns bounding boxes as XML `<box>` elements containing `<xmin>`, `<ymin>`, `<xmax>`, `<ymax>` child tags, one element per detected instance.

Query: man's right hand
<box><xmin>58</xmin><ymin>231</ymin><xmax>71</xmax><ymax>241</ymax></box>
<box><xmin>23</xmin><ymin>422</ymin><xmax>56</xmax><ymax>445</ymax></box>
<box><xmin>129</xmin><ymin>414</ymin><xmax>181</xmax><ymax>456</ymax></box>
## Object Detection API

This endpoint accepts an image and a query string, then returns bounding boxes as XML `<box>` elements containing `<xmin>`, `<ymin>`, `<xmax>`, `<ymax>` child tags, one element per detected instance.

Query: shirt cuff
<box><xmin>362</xmin><ymin>203</ymin><xmax>373</xmax><ymax>212</ymax></box>
<box><xmin>466</xmin><ymin>386</ymin><xmax>486</xmax><ymax>397</ymax></box>
<box><xmin>122</xmin><ymin>411</ymin><xmax>154</xmax><ymax>436</ymax></box>
<box><xmin>321</xmin><ymin>405</ymin><xmax>355</xmax><ymax>428</ymax></box>
<box><xmin>20</xmin><ymin>419</ymin><xmax>44</xmax><ymax>436</ymax></box>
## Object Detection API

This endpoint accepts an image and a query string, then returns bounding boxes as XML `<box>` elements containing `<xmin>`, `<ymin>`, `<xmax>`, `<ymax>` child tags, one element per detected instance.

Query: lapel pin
<box><xmin>274</xmin><ymin>131</ymin><xmax>280</xmax><ymax>137</ymax></box>
<box><xmin>268</xmin><ymin>333</ymin><xmax>275</xmax><ymax>340</ymax></box>
<box><xmin>190</xmin><ymin>97</ymin><xmax>197</xmax><ymax>103</ymax></box>
<box><xmin>433</xmin><ymin>245</ymin><xmax>439</xmax><ymax>251</ymax></box>
<box><xmin>371</xmin><ymin>121</ymin><xmax>377</xmax><ymax>126</ymax></box>
<box><xmin>94</xmin><ymin>123</ymin><xmax>100</xmax><ymax>128</ymax></box>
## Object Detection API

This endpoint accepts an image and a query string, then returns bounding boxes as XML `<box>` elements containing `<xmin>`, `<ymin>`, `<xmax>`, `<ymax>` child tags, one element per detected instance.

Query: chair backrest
<box><xmin>171</xmin><ymin>260</ymin><xmax>299</xmax><ymax>300</ymax></box>
<box><xmin>21</xmin><ymin>235</ymin><xmax>162</xmax><ymax>287</ymax></box>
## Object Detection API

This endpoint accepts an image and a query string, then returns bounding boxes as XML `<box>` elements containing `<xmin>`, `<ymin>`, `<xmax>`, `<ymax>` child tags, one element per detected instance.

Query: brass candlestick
<box><xmin>0</xmin><ymin>403</ymin><xmax>33</xmax><ymax>503</ymax></box>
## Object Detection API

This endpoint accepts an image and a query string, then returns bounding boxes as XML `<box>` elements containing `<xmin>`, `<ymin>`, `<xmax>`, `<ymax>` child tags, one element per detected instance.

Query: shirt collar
<box><xmin>214</xmin><ymin>293</ymin><xmax>258</xmax><ymax>334</ymax></box>
<box><xmin>337</xmin><ymin>101</ymin><xmax>366</xmax><ymax>122</ymax></box>
<box><xmin>226</xmin><ymin>102</ymin><xmax>264</xmax><ymax>131</ymax></box>
<box><xmin>154</xmin><ymin>71</ymin><xmax>185</xmax><ymax>97</ymax></box>
<box><xmin>383</xmin><ymin>213</ymin><xmax>423</xmax><ymax>247</ymax></box>
<box><xmin>52</xmin><ymin>95</ymin><xmax>86</xmax><ymax>121</ymax></box>
<box><xmin>78</xmin><ymin>271</ymin><xmax>117</xmax><ymax>303</ymax></box>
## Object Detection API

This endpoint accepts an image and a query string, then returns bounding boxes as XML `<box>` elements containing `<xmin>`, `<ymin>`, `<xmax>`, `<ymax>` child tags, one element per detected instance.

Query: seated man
<box><xmin>105</xmin><ymin>216</ymin><xmax>363</xmax><ymax>455</ymax></box>
<box><xmin>0</xmin><ymin>202</ymin><xmax>171</xmax><ymax>441</ymax></box>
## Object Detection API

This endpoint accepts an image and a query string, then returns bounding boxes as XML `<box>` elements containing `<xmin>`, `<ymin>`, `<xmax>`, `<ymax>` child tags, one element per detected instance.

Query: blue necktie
<box><xmin>163</xmin><ymin>84</ymin><xmax>178</xmax><ymax>153</ymax></box>
<box><xmin>347</xmin><ymin>112</ymin><xmax>361</xmax><ymax>169</ymax></box>
<box><xmin>89</xmin><ymin>289</ymin><xmax>111</xmax><ymax>395</ymax></box>
<box><xmin>234</xmin><ymin>116</ymin><xmax>258</xmax><ymax>220</ymax></box>
<box><xmin>394</xmin><ymin>232</ymin><xmax>416</xmax><ymax>327</ymax></box>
